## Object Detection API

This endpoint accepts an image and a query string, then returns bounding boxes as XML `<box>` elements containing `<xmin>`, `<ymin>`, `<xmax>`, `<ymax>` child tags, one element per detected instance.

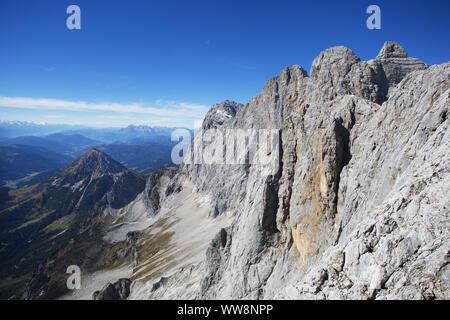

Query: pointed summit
<box><xmin>374</xmin><ymin>41</ymin><xmax>428</xmax><ymax>88</ymax></box>
<box><xmin>377</xmin><ymin>41</ymin><xmax>408</xmax><ymax>59</ymax></box>
<box><xmin>60</xmin><ymin>148</ymin><xmax>125</xmax><ymax>182</ymax></box>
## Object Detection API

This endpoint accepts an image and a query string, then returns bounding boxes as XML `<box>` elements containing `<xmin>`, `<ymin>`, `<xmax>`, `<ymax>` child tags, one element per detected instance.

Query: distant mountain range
<box><xmin>0</xmin><ymin>149</ymin><xmax>147</xmax><ymax>299</ymax></box>
<box><xmin>0</xmin><ymin>121</ymin><xmax>192</xmax><ymax>144</ymax></box>
<box><xmin>0</xmin><ymin>133</ymin><xmax>101</xmax><ymax>187</ymax></box>
<box><xmin>60</xmin><ymin>125</ymin><xmax>193</xmax><ymax>144</ymax></box>
<box><xmin>0</xmin><ymin>121</ymin><xmax>86</xmax><ymax>138</ymax></box>
<box><xmin>0</xmin><ymin>134</ymin><xmax>101</xmax><ymax>157</ymax></box>
<box><xmin>0</xmin><ymin>124</ymin><xmax>190</xmax><ymax>188</ymax></box>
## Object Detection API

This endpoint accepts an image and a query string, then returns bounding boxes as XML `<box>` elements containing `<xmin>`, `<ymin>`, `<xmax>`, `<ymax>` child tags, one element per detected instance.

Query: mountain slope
<box><xmin>0</xmin><ymin>145</ymin><xmax>73</xmax><ymax>188</ymax></box>
<box><xmin>124</xmin><ymin>42</ymin><xmax>448</xmax><ymax>300</ymax></box>
<box><xmin>0</xmin><ymin>149</ymin><xmax>145</xmax><ymax>299</ymax></box>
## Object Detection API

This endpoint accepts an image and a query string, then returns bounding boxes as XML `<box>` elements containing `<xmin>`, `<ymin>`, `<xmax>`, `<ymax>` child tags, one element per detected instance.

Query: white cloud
<box><xmin>0</xmin><ymin>96</ymin><xmax>210</xmax><ymax>120</ymax></box>
<box><xmin>43</xmin><ymin>114</ymin><xmax>66</xmax><ymax>119</ymax></box>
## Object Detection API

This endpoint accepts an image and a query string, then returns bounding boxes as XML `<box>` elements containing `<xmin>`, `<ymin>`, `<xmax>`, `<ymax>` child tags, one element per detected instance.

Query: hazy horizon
<box><xmin>0</xmin><ymin>119</ymin><xmax>194</xmax><ymax>129</ymax></box>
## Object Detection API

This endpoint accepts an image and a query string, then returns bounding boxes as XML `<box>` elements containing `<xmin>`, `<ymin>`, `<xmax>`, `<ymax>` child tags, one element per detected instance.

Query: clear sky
<box><xmin>0</xmin><ymin>0</ymin><xmax>449</xmax><ymax>127</ymax></box>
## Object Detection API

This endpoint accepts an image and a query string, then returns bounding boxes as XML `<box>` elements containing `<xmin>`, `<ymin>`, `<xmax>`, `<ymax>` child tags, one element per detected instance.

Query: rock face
<box><xmin>377</xmin><ymin>41</ymin><xmax>408</xmax><ymax>59</ymax></box>
<box><xmin>54</xmin><ymin>41</ymin><xmax>447</xmax><ymax>301</ymax></box>
<box><xmin>93</xmin><ymin>278</ymin><xmax>131</xmax><ymax>300</ymax></box>
<box><xmin>142</xmin><ymin>41</ymin><xmax>448</xmax><ymax>300</ymax></box>
<box><xmin>202</xmin><ymin>100</ymin><xmax>245</xmax><ymax>130</ymax></box>
<box><xmin>141</xmin><ymin>167</ymin><xmax>179</xmax><ymax>216</ymax></box>
<box><xmin>374</xmin><ymin>41</ymin><xmax>428</xmax><ymax>92</ymax></box>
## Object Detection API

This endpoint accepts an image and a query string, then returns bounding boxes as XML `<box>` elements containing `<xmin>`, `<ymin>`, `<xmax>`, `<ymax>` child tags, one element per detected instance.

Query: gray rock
<box><xmin>202</xmin><ymin>100</ymin><xmax>245</xmax><ymax>130</ymax></box>
<box><xmin>377</xmin><ymin>41</ymin><xmax>408</xmax><ymax>58</ymax></box>
<box><xmin>93</xmin><ymin>278</ymin><xmax>131</xmax><ymax>300</ymax></box>
<box><xmin>123</xmin><ymin>42</ymin><xmax>449</xmax><ymax>300</ymax></box>
<box><xmin>374</xmin><ymin>41</ymin><xmax>428</xmax><ymax>92</ymax></box>
<box><xmin>184</xmin><ymin>41</ymin><xmax>448</xmax><ymax>300</ymax></box>
<box><xmin>142</xmin><ymin>168</ymin><xmax>179</xmax><ymax>215</ymax></box>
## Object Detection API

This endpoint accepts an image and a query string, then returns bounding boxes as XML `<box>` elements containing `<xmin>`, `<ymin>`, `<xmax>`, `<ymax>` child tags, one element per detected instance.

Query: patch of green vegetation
<box><xmin>13</xmin><ymin>210</ymin><xmax>56</xmax><ymax>232</ymax></box>
<box><xmin>8</xmin><ymin>183</ymin><xmax>40</xmax><ymax>198</ymax></box>
<box><xmin>43</xmin><ymin>213</ymin><xmax>75</xmax><ymax>233</ymax></box>
<box><xmin>2</xmin><ymin>183</ymin><xmax>43</xmax><ymax>211</ymax></box>
<box><xmin>3</xmin><ymin>171</ymin><xmax>44</xmax><ymax>189</ymax></box>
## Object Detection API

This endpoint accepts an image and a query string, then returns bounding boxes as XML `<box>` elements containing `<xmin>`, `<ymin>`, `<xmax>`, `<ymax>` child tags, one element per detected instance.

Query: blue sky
<box><xmin>0</xmin><ymin>0</ymin><xmax>449</xmax><ymax>127</ymax></box>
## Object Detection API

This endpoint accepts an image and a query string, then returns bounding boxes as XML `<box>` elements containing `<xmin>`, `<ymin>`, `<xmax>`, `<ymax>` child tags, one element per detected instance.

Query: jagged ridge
<box><xmin>134</xmin><ymin>41</ymin><xmax>449</xmax><ymax>300</ymax></box>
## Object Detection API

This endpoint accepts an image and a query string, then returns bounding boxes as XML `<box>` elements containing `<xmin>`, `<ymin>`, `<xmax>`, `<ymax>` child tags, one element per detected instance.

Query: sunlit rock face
<box><xmin>83</xmin><ymin>42</ymin><xmax>449</xmax><ymax>301</ymax></box>
<box><xmin>160</xmin><ymin>41</ymin><xmax>448</xmax><ymax>300</ymax></box>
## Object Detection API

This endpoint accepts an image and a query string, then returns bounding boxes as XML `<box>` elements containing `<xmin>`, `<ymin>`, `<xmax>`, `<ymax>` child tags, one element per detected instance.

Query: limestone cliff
<box><xmin>101</xmin><ymin>42</ymin><xmax>449</xmax><ymax>300</ymax></box>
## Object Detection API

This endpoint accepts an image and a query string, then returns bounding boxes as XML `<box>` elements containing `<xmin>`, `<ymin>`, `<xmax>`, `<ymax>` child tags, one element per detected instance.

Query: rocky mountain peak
<box><xmin>52</xmin><ymin>148</ymin><xmax>145</xmax><ymax>210</ymax></box>
<box><xmin>374</xmin><ymin>41</ymin><xmax>428</xmax><ymax>88</ymax></box>
<box><xmin>377</xmin><ymin>41</ymin><xmax>408</xmax><ymax>59</ymax></box>
<box><xmin>177</xmin><ymin>43</ymin><xmax>449</xmax><ymax>300</ymax></box>
<box><xmin>202</xmin><ymin>100</ymin><xmax>245</xmax><ymax>130</ymax></box>
<box><xmin>306</xmin><ymin>42</ymin><xmax>429</xmax><ymax>104</ymax></box>
<box><xmin>60</xmin><ymin>148</ymin><xmax>125</xmax><ymax>181</ymax></box>
<box><xmin>310</xmin><ymin>46</ymin><xmax>361</xmax><ymax>79</ymax></box>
